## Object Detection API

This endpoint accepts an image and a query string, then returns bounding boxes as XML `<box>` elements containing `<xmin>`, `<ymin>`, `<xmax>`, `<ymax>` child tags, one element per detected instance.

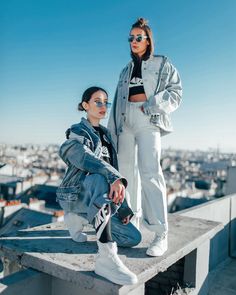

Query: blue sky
<box><xmin>0</xmin><ymin>0</ymin><xmax>236</xmax><ymax>152</ymax></box>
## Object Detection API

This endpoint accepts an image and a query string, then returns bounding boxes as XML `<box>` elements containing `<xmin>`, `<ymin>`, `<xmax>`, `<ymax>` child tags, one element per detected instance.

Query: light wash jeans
<box><xmin>59</xmin><ymin>173</ymin><xmax>141</xmax><ymax>247</ymax></box>
<box><xmin>118</xmin><ymin>101</ymin><xmax>168</xmax><ymax>235</ymax></box>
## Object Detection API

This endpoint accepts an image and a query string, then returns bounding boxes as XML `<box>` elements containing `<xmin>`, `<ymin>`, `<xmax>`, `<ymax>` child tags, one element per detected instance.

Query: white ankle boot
<box><xmin>95</xmin><ymin>241</ymin><xmax>138</xmax><ymax>285</ymax></box>
<box><xmin>64</xmin><ymin>212</ymin><xmax>88</xmax><ymax>242</ymax></box>
<box><xmin>146</xmin><ymin>232</ymin><xmax>168</xmax><ymax>257</ymax></box>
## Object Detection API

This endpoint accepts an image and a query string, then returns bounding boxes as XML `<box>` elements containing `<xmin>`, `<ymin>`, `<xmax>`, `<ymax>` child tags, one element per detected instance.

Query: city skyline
<box><xmin>1</xmin><ymin>0</ymin><xmax>236</xmax><ymax>153</ymax></box>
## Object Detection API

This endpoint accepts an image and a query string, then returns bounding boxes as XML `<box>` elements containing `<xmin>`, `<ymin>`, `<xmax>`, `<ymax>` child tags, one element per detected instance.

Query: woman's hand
<box><xmin>109</xmin><ymin>179</ymin><xmax>125</xmax><ymax>204</ymax></box>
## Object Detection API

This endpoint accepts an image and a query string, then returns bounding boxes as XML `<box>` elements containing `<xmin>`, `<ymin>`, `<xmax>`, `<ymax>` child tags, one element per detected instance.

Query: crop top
<box><xmin>129</xmin><ymin>60</ymin><xmax>145</xmax><ymax>97</ymax></box>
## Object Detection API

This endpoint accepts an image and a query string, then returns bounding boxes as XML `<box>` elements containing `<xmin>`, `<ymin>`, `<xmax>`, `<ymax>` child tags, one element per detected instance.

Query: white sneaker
<box><xmin>64</xmin><ymin>212</ymin><xmax>88</xmax><ymax>242</ymax></box>
<box><xmin>146</xmin><ymin>232</ymin><xmax>168</xmax><ymax>257</ymax></box>
<box><xmin>95</xmin><ymin>241</ymin><xmax>138</xmax><ymax>285</ymax></box>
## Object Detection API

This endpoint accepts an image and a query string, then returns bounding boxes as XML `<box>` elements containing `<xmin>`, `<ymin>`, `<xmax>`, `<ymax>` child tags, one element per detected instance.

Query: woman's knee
<box><xmin>118</xmin><ymin>229</ymin><xmax>141</xmax><ymax>248</ymax></box>
<box><xmin>111</xmin><ymin>216</ymin><xmax>142</xmax><ymax>247</ymax></box>
<box><xmin>128</xmin><ymin>225</ymin><xmax>142</xmax><ymax>247</ymax></box>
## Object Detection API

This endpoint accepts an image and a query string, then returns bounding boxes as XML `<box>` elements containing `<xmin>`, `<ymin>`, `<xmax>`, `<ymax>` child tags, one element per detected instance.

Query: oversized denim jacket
<box><xmin>108</xmin><ymin>55</ymin><xmax>183</xmax><ymax>150</ymax></box>
<box><xmin>56</xmin><ymin>117</ymin><xmax>132</xmax><ymax>219</ymax></box>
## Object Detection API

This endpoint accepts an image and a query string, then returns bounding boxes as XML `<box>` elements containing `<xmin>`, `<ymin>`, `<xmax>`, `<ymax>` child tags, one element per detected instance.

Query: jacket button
<box><xmin>144</xmin><ymin>68</ymin><xmax>146</xmax><ymax>70</ymax></box>
<box><xmin>122</xmin><ymin>113</ymin><xmax>124</xmax><ymax>115</ymax></box>
<box><xmin>123</xmin><ymin>96</ymin><xmax>126</xmax><ymax>99</ymax></box>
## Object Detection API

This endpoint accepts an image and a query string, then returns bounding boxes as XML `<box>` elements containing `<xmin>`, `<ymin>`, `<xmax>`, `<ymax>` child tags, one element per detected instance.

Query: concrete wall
<box><xmin>225</xmin><ymin>166</ymin><xmax>236</xmax><ymax>195</ymax></box>
<box><xmin>174</xmin><ymin>194</ymin><xmax>236</xmax><ymax>270</ymax></box>
<box><xmin>145</xmin><ymin>257</ymin><xmax>185</xmax><ymax>295</ymax></box>
<box><xmin>230</xmin><ymin>196</ymin><xmax>236</xmax><ymax>257</ymax></box>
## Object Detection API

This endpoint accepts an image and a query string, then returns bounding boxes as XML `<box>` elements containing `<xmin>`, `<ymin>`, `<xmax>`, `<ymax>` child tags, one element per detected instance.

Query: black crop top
<box><xmin>129</xmin><ymin>60</ymin><xmax>145</xmax><ymax>97</ymax></box>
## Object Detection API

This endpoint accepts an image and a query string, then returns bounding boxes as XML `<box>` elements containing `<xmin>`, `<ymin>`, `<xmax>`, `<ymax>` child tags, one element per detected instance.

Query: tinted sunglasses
<box><xmin>128</xmin><ymin>34</ymin><xmax>148</xmax><ymax>43</ymax></box>
<box><xmin>94</xmin><ymin>101</ymin><xmax>111</xmax><ymax>108</ymax></box>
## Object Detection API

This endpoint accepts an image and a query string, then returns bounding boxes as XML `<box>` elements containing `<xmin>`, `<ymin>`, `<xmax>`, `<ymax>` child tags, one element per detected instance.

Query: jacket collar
<box><xmin>71</xmin><ymin>117</ymin><xmax>117</xmax><ymax>152</ymax></box>
<box><xmin>80</xmin><ymin>117</ymin><xmax>96</xmax><ymax>132</ymax></box>
<box><xmin>80</xmin><ymin>117</ymin><xmax>113</xmax><ymax>141</ymax></box>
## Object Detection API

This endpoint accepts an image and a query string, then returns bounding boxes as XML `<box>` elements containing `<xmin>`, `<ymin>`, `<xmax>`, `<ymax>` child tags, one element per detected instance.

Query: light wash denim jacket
<box><xmin>56</xmin><ymin>117</ymin><xmax>132</xmax><ymax>219</ymax></box>
<box><xmin>108</xmin><ymin>55</ymin><xmax>183</xmax><ymax>150</ymax></box>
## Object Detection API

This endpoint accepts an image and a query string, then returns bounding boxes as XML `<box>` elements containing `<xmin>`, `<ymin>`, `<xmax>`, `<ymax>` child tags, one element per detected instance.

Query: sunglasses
<box><xmin>128</xmin><ymin>34</ymin><xmax>148</xmax><ymax>43</ymax></box>
<box><xmin>94</xmin><ymin>101</ymin><xmax>111</xmax><ymax>108</ymax></box>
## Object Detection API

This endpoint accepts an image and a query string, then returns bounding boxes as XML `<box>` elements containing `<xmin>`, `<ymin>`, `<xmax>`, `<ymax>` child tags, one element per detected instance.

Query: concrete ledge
<box><xmin>0</xmin><ymin>214</ymin><xmax>223</xmax><ymax>295</ymax></box>
<box><xmin>175</xmin><ymin>193</ymin><xmax>236</xmax><ymax>268</ymax></box>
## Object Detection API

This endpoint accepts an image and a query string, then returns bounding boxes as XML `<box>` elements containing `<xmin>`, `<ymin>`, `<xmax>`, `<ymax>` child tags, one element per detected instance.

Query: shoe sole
<box><xmin>94</xmin><ymin>269</ymin><xmax>138</xmax><ymax>285</ymax></box>
<box><xmin>146</xmin><ymin>249</ymin><xmax>167</xmax><ymax>257</ymax></box>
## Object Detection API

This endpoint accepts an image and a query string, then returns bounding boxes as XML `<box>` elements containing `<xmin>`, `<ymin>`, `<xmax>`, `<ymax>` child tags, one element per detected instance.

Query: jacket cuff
<box><xmin>117</xmin><ymin>206</ymin><xmax>134</xmax><ymax>221</ymax></box>
<box><xmin>110</xmin><ymin>177</ymin><xmax>128</xmax><ymax>188</ymax></box>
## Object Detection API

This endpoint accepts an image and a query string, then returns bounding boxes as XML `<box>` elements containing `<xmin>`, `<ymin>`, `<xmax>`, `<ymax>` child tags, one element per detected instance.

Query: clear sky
<box><xmin>1</xmin><ymin>0</ymin><xmax>236</xmax><ymax>152</ymax></box>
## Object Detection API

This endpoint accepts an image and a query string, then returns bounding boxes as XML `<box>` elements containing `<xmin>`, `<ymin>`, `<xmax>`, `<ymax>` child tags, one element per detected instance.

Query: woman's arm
<box><xmin>108</xmin><ymin>86</ymin><xmax>118</xmax><ymax>133</ymax></box>
<box><xmin>107</xmin><ymin>66</ymin><xmax>128</xmax><ymax>148</ymax></box>
<box><xmin>59</xmin><ymin>138</ymin><xmax>127</xmax><ymax>187</ymax></box>
<box><xmin>142</xmin><ymin>60</ymin><xmax>183</xmax><ymax>115</ymax></box>
<box><xmin>107</xmin><ymin>87</ymin><xmax>119</xmax><ymax>150</ymax></box>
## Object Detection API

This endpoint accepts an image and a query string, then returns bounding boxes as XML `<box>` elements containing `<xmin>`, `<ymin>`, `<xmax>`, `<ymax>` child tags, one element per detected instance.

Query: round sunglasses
<box><xmin>94</xmin><ymin>101</ymin><xmax>111</xmax><ymax>108</ymax></box>
<box><xmin>128</xmin><ymin>34</ymin><xmax>148</xmax><ymax>43</ymax></box>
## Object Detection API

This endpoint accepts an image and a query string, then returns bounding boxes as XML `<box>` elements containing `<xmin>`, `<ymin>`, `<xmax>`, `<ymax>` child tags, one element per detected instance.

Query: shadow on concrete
<box><xmin>0</xmin><ymin>228</ymin><xmax>149</xmax><ymax>256</ymax></box>
<box><xmin>1</xmin><ymin>229</ymin><xmax>95</xmax><ymax>238</ymax></box>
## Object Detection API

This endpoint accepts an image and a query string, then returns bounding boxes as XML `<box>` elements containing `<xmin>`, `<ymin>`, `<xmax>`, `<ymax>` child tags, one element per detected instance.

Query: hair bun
<box><xmin>78</xmin><ymin>102</ymin><xmax>84</xmax><ymax>111</ymax></box>
<box><xmin>137</xmin><ymin>17</ymin><xmax>148</xmax><ymax>27</ymax></box>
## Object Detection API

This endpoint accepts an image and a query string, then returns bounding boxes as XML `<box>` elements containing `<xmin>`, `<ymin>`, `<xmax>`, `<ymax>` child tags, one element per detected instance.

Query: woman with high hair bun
<box><xmin>108</xmin><ymin>18</ymin><xmax>182</xmax><ymax>257</ymax></box>
<box><xmin>57</xmin><ymin>86</ymin><xmax>141</xmax><ymax>285</ymax></box>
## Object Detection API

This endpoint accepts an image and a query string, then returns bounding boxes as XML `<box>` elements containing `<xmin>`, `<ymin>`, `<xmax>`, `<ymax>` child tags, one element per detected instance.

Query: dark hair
<box><xmin>78</xmin><ymin>86</ymin><xmax>108</xmax><ymax>111</ymax></box>
<box><xmin>130</xmin><ymin>17</ymin><xmax>154</xmax><ymax>60</ymax></box>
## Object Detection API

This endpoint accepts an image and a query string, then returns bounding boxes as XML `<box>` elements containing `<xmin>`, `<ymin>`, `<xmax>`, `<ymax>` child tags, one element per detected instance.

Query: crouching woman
<box><xmin>56</xmin><ymin>86</ymin><xmax>141</xmax><ymax>285</ymax></box>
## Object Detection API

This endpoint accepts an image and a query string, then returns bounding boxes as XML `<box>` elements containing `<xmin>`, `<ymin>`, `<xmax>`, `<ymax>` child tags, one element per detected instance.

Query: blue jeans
<box><xmin>59</xmin><ymin>174</ymin><xmax>141</xmax><ymax>248</ymax></box>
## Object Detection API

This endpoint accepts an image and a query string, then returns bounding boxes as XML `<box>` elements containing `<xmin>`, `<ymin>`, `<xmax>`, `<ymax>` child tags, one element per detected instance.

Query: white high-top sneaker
<box><xmin>95</xmin><ymin>241</ymin><xmax>138</xmax><ymax>285</ymax></box>
<box><xmin>146</xmin><ymin>232</ymin><xmax>168</xmax><ymax>257</ymax></box>
<box><xmin>64</xmin><ymin>212</ymin><xmax>88</xmax><ymax>242</ymax></box>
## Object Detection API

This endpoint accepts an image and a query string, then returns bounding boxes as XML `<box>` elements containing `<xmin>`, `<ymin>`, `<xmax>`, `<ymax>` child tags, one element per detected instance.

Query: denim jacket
<box><xmin>56</xmin><ymin>117</ymin><xmax>132</xmax><ymax>219</ymax></box>
<box><xmin>108</xmin><ymin>55</ymin><xmax>183</xmax><ymax>150</ymax></box>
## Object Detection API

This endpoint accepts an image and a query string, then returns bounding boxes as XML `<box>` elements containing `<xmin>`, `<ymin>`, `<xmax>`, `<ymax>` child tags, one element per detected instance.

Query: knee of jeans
<box><xmin>121</xmin><ymin>226</ymin><xmax>142</xmax><ymax>248</ymax></box>
<box><xmin>130</xmin><ymin>228</ymin><xmax>142</xmax><ymax>247</ymax></box>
